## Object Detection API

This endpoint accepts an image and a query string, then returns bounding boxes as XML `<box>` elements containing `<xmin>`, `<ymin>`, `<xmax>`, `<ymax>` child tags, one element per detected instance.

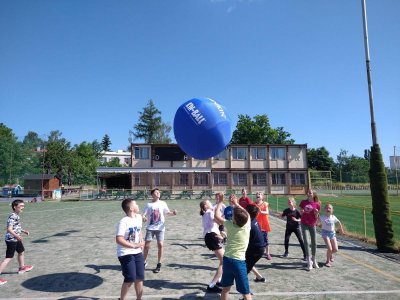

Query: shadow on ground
<box><xmin>22</xmin><ymin>272</ymin><xmax>103</xmax><ymax>292</ymax></box>
<box><xmin>32</xmin><ymin>230</ymin><xmax>81</xmax><ymax>244</ymax></box>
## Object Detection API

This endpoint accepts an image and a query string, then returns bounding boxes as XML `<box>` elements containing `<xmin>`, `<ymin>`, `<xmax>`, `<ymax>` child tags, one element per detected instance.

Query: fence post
<box><xmin>363</xmin><ymin>208</ymin><xmax>367</xmax><ymax>239</ymax></box>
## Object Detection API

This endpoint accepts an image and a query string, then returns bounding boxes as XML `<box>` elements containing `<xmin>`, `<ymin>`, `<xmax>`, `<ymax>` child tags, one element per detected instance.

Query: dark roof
<box><xmin>23</xmin><ymin>174</ymin><xmax>56</xmax><ymax>180</ymax></box>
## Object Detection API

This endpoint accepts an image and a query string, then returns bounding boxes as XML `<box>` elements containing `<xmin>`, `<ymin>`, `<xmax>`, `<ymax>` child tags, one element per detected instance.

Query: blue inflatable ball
<box><xmin>173</xmin><ymin>98</ymin><xmax>232</xmax><ymax>160</ymax></box>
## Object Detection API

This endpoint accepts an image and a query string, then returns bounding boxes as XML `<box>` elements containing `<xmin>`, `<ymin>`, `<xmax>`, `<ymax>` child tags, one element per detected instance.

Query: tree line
<box><xmin>0</xmin><ymin>99</ymin><xmax>395</xmax><ymax>187</ymax></box>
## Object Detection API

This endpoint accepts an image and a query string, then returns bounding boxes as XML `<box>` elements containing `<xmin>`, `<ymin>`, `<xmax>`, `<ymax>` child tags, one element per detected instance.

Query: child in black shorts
<box><xmin>0</xmin><ymin>199</ymin><xmax>33</xmax><ymax>285</ymax></box>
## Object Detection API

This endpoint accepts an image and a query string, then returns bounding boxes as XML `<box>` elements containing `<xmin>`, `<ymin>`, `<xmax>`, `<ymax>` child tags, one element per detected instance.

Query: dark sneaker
<box><xmin>206</xmin><ymin>285</ymin><xmax>222</xmax><ymax>293</ymax></box>
<box><xmin>215</xmin><ymin>281</ymin><xmax>222</xmax><ymax>287</ymax></box>
<box><xmin>283</xmin><ymin>251</ymin><xmax>288</xmax><ymax>258</ymax></box>
<box><xmin>153</xmin><ymin>263</ymin><xmax>161</xmax><ymax>273</ymax></box>
<box><xmin>254</xmin><ymin>277</ymin><xmax>266</xmax><ymax>283</ymax></box>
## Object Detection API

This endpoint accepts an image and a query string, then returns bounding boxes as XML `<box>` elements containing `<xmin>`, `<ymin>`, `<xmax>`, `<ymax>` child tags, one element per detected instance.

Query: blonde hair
<box><xmin>288</xmin><ymin>197</ymin><xmax>296</xmax><ymax>206</ymax></box>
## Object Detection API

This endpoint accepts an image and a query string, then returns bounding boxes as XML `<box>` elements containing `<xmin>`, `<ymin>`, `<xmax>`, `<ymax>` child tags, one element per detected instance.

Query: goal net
<box><xmin>308</xmin><ymin>170</ymin><xmax>333</xmax><ymax>196</ymax></box>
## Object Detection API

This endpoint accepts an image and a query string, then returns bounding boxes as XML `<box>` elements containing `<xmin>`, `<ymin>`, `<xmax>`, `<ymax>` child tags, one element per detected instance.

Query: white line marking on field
<box><xmin>2</xmin><ymin>290</ymin><xmax>400</xmax><ymax>299</ymax></box>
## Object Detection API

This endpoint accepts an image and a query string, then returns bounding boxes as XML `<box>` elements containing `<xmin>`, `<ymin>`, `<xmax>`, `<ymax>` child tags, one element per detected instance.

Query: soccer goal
<box><xmin>308</xmin><ymin>170</ymin><xmax>333</xmax><ymax>196</ymax></box>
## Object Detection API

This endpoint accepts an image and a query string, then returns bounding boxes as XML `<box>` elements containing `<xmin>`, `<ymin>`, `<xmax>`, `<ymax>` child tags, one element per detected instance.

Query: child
<box><xmin>238</xmin><ymin>188</ymin><xmax>253</xmax><ymax>209</ymax></box>
<box><xmin>0</xmin><ymin>199</ymin><xmax>33</xmax><ymax>286</ymax></box>
<box><xmin>213</xmin><ymin>193</ymin><xmax>227</xmax><ymax>242</ymax></box>
<box><xmin>299</xmin><ymin>189</ymin><xmax>321</xmax><ymax>270</ymax></box>
<box><xmin>214</xmin><ymin>193</ymin><xmax>252</xmax><ymax>300</ymax></box>
<box><xmin>142</xmin><ymin>188</ymin><xmax>177</xmax><ymax>274</ymax></box>
<box><xmin>320</xmin><ymin>203</ymin><xmax>344</xmax><ymax>267</ymax></box>
<box><xmin>280</xmin><ymin>197</ymin><xmax>306</xmax><ymax>260</ymax></box>
<box><xmin>200</xmin><ymin>199</ymin><xmax>224</xmax><ymax>293</ymax></box>
<box><xmin>245</xmin><ymin>204</ymin><xmax>266</xmax><ymax>283</ymax></box>
<box><xmin>254</xmin><ymin>192</ymin><xmax>272</xmax><ymax>260</ymax></box>
<box><xmin>116</xmin><ymin>198</ymin><xmax>145</xmax><ymax>300</ymax></box>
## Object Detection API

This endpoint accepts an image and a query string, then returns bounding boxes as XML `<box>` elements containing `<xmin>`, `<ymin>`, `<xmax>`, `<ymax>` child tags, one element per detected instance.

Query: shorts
<box><xmin>245</xmin><ymin>247</ymin><xmax>265</xmax><ymax>273</ymax></box>
<box><xmin>220</xmin><ymin>256</ymin><xmax>250</xmax><ymax>295</ymax></box>
<box><xmin>262</xmin><ymin>231</ymin><xmax>269</xmax><ymax>246</ymax></box>
<box><xmin>5</xmin><ymin>241</ymin><xmax>25</xmax><ymax>258</ymax></box>
<box><xmin>145</xmin><ymin>230</ymin><xmax>164</xmax><ymax>242</ymax></box>
<box><xmin>321</xmin><ymin>229</ymin><xmax>336</xmax><ymax>240</ymax></box>
<box><xmin>118</xmin><ymin>253</ymin><xmax>145</xmax><ymax>283</ymax></box>
<box><xmin>204</xmin><ymin>232</ymin><xmax>223</xmax><ymax>251</ymax></box>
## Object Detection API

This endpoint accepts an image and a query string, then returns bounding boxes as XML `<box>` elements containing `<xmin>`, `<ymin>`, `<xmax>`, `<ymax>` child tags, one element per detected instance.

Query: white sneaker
<box><xmin>312</xmin><ymin>258</ymin><xmax>319</xmax><ymax>269</ymax></box>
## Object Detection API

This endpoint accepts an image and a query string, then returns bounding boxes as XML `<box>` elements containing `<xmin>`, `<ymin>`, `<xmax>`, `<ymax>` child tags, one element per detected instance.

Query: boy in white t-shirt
<box><xmin>116</xmin><ymin>198</ymin><xmax>145</xmax><ymax>300</ymax></box>
<box><xmin>319</xmin><ymin>203</ymin><xmax>344</xmax><ymax>267</ymax></box>
<box><xmin>143</xmin><ymin>188</ymin><xmax>177</xmax><ymax>274</ymax></box>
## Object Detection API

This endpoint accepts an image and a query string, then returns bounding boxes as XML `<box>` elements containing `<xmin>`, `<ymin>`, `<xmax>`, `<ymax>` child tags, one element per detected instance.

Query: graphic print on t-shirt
<box><xmin>150</xmin><ymin>208</ymin><xmax>161</xmax><ymax>226</ymax></box>
<box><xmin>127</xmin><ymin>226</ymin><xmax>141</xmax><ymax>243</ymax></box>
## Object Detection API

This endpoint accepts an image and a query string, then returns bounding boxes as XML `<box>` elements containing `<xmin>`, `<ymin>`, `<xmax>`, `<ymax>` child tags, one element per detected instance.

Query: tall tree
<box><xmin>129</xmin><ymin>99</ymin><xmax>171</xmax><ymax>144</ymax></box>
<box><xmin>0</xmin><ymin>123</ymin><xmax>22</xmax><ymax>185</ymax></box>
<box><xmin>370</xmin><ymin>145</ymin><xmax>397</xmax><ymax>252</ymax></box>
<box><xmin>231</xmin><ymin>114</ymin><xmax>294</xmax><ymax>144</ymax></box>
<box><xmin>307</xmin><ymin>147</ymin><xmax>335</xmax><ymax>171</ymax></box>
<box><xmin>101</xmin><ymin>134</ymin><xmax>112</xmax><ymax>151</ymax></box>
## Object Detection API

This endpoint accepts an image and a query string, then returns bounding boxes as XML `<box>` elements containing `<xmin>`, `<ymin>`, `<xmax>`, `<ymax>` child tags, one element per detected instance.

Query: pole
<box><xmin>361</xmin><ymin>0</ymin><xmax>378</xmax><ymax>145</ymax></box>
<box><xmin>395</xmin><ymin>146</ymin><xmax>399</xmax><ymax>196</ymax></box>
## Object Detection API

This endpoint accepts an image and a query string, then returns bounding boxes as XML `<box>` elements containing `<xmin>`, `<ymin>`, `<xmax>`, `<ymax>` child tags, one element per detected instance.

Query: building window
<box><xmin>213</xmin><ymin>149</ymin><xmax>228</xmax><ymax>160</ymax></box>
<box><xmin>233</xmin><ymin>173</ymin><xmax>247</xmax><ymax>186</ymax></box>
<box><xmin>179</xmin><ymin>173</ymin><xmax>189</xmax><ymax>185</ymax></box>
<box><xmin>251</xmin><ymin>147</ymin><xmax>266</xmax><ymax>160</ymax></box>
<box><xmin>214</xmin><ymin>173</ymin><xmax>228</xmax><ymax>185</ymax></box>
<box><xmin>271</xmin><ymin>147</ymin><xmax>286</xmax><ymax>160</ymax></box>
<box><xmin>134</xmin><ymin>175</ymin><xmax>141</xmax><ymax>185</ymax></box>
<box><xmin>154</xmin><ymin>173</ymin><xmax>161</xmax><ymax>186</ymax></box>
<box><xmin>252</xmin><ymin>173</ymin><xmax>267</xmax><ymax>185</ymax></box>
<box><xmin>291</xmin><ymin>173</ymin><xmax>305</xmax><ymax>185</ymax></box>
<box><xmin>134</xmin><ymin>147</ymin><xmax>150</xmax><ymax>159</ymax></box>
<box><xmin>194</xmin><ymin>173</ymin><xmax>209</xmax><ymax>185</ymax></box>
<box><xmin>99</xmin><ymin>157</ymin><xmax>107</xmax><ymax>163</ymax></box>
<box><xmin>272</xmin><ymin>173</ymin><xmax>286</xmax><ymax>185</ymax></box>
<box><xmin>232</xmin><ymin>147</ymin><xmax>247</xmax><ymax>160</ymax></box>
<box><xmin>124</xmin><ymin>157</ymin><xmax>131</xmax><ymax>165</ymax></box>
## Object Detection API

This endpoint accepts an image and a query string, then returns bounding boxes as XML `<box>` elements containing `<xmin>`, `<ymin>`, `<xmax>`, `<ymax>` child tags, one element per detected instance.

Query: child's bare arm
<box><xmin>7</xmin><ymin>225</ymin><xmax>22</xmax><ymax>241</ymax></box>
<box><xmin>214</xmin><ymin>193</ymin><xmax>225</xmax><ymax>224</ymax></box>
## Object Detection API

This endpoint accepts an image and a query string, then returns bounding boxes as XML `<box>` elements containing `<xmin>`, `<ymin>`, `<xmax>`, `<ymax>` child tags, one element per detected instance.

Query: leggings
<box><xmin>284</xmin><ymin>227</ymin><xmax>306</xmax><ymax>256</ymax></box>
<box><xmin>301</xmin><ymin>224</ymin><xmax>317</xmax><ymax>257</ymax></box>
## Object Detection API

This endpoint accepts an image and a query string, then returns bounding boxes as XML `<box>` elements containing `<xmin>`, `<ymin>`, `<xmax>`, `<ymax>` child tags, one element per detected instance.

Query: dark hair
<box><xmin>121</xmin><ymin>198</ymin><xmax>134</xmax><ymax>214</ymax></box>
<box><xmin>11</xmin><ymin>199</ymin><xmax>24</xmax><ymax>211</ymax></box>
<box><xmin>151</xmin><ymin>188</ymin><xmax>159</xmax><ymax>195</ymax></box>
<box><xmin>199</xmin><ymin>200</ymin><xmax>208</xmax><ymax>216</ymax></box>
<box><xmin>233</xmin><ymin>207</ymin><xmax>248</xmax><ymax>227</ymax></box>
<box><xmin>245</xmin><ymin>204</ymin><xmax>259</xmax><ymax>220</ymax></box>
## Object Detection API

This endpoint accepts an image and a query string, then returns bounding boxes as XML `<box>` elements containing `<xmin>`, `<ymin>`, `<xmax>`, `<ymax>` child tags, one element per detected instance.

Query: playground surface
<box><xmin>0</xmin><ymin>199</ymin><xmax>399</xmax><ymax>299</ymax></box>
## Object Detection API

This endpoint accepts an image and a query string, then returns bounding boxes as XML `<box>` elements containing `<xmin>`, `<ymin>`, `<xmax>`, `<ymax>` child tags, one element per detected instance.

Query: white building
<box><xmin>389</xmin><ymin>156</ymin><xmax>400</xmax><ymax>170</ymax></box>
<box><xmin>100</xmin><ymin>150</ymin><xmax>131</xmax><ymax>166</ymax></box>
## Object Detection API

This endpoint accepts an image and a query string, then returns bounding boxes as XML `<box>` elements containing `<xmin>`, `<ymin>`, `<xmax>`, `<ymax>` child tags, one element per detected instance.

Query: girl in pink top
<box><xmin>299</xmin><ymin>189</ymin><xmax>321</xmax><ymax>270</ymax></box>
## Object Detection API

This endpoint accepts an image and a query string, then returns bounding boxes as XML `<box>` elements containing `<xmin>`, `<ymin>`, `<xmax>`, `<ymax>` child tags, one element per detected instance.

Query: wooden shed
<box><xmin>23</xmin><ymin>174</ymin><xmax>61</xmax><ymax>199</ymax></box>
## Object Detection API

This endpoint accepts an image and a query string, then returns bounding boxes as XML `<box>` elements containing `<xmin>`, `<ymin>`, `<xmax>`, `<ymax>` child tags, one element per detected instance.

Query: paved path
<box><xmin>0</xmin><ymin>200</ymin><xmax>399</xmax><ymax>299</ymax></box>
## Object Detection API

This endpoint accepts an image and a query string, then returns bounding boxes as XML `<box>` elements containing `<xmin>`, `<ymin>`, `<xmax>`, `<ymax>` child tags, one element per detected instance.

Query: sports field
<box><xmin>0</xmin><ymin>199</ymin><xmax>399</xmax><ymax>299</ymax></box>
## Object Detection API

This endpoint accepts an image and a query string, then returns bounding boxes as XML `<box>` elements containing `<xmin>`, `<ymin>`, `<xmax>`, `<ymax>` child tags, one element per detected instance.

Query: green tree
<box><xmin>129</xmin><ymin>99</ymin><xmax>171</xmax><ymax>144</ymax></box>
<box><xmin>231</xmin><ymin>114</ymin><xmax>294</xmax><ymax>144</ymax></box>
<box><xmin>369</xmin><ymin>145</ymin><xmax>397</xmax><ymax>252</ymax></box>
<box><xmin>45</xmin><ymin>131</ymin><xmax>72</xmax><ymax>180</ymax></box>
<box><xmin>307</xmin><ymin>147</ymin><xmax>335</xmax><ymax>172</ymax></box>
<box><xmin>0</xmin><ymin>123</ymin><xmax>22</xmax><ymax>185</ymax></box>
<box><xmin>101</xmin><ymin>134</ymin><xmax>112</xmax><ymax>151</ymax></box>
<box><xmin>69</xmin><ymin>142</ymin><xmax>100</xmax><ymax>185</ymax></box>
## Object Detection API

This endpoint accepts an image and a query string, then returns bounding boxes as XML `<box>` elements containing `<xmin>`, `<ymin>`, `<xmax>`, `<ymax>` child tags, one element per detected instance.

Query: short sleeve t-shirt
<box><xmin>282</xmin><ymin>208</ymin><xmax>301</xmax><ymax>229</ymax></box>
<box><xmin>202</xmin><ymin>210</ymin><xmax>220</xmax><ymax>237</ymax></box>
<box><xmin>143</xmin><ymin>200</ymin><xmax>170</xmax><ymax>231</ymax></box>
<box><xmin>116</xmin><ymin>215</ymin><xmax>143</xmax><ymax>257</ymax></box>
<box><xmin>299</xmin><ymin>200</ymin><xmax>320</xmax><ymax>226</ymax></box>
<box><xmin>239</xmin><ymin>197</ymin><xmax>253</xmax><ymax>209</ymax></box>
<box><xmin>224</xmin><ymin>218</ymin><xmax>250</xmax><ymax>260</ymax></box>
<box><xmin>320</xmin><ymin>215</ymin><xmax>339</xmax><ymax>232</ymax></box>
<box><xmin>5</xmin><ymin>213</ymin><xmax>21</xmax><ymax>242</ymax></box>
<box><xmin>247</xmin><ymin>218</ymin><xmax>266</xmax><ymax>252</ymax></box>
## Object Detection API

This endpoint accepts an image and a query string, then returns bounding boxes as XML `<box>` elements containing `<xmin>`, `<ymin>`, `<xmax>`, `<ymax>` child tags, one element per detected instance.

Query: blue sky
<box><xmin>1</xmin><ymin>0</ymin><xmax>399</xmax><ymax>166</ymax></box>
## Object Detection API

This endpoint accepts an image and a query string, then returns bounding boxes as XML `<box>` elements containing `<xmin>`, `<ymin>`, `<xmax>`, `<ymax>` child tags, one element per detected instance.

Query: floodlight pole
<box><xmin>395</xmin><ymin>146</ymin><xmax>399</xmax><ymax>196</ymax></box>
<box><xmin>361</xmin><ymin>0</ymin><xmax>378</xmax><ymax>145</ymax></box>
